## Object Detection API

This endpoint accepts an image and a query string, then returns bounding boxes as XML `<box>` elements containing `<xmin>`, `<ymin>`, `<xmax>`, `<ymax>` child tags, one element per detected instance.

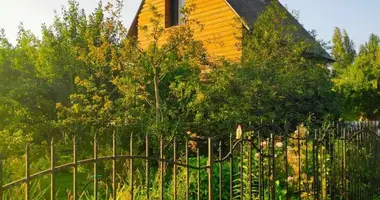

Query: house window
<box><xmin>169</xmin><ymin>0</ymin><xmax>185</xmax><ymax>26</ymax></box>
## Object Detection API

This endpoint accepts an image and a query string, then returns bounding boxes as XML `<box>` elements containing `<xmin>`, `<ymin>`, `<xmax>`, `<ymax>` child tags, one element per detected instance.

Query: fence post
<box><xmin>0</xmin><ymin>154</ymin><xmax>2</xmax><ymax>200</ymax></box>
<box><xmin>185</xmin><ymin>139</ymin><xmax>189</xmax><ymax>200</ymax></box>
<box><xmin>258</xmin><ymin>131</ymin><xmax>263</xmax><ymax>200</ymax></box>
<box><xmin>240</xmin><ymin>135</ymin><xmax>244</xmax><ymax>200</ymax></box>
<box><xmin>271</xmin><ymin>133</ymin><xmax>276</xmax><ymax>199</ymax></box>
<box><xmin>93</xmin><ymin>135</ymin><xmax>97</xmax><ymax>200</ymax></box>
<box><xmin>208</xmin><ymin>138</ymin><xmax>213</xmax><ymax>200</ymax></box>
<box><xmin>73</xmin><ymin>136</ymin><xmax>77</xmax><ymax>200</ymax></box>
<box><xmin>145</xmin><ymin>134</ymin><xmax>149</xmax><ymax>200</ymax></box>
<box><xmin>197</xmin><ymin>144</ymin><xmax>200</xmax><ymax>200</ymax></box>
<box><xmin>230</xmin><ymin>134</ymin><xmax>234</xmax><ymax>200</ymax></box>
<box><xmin>160</xmin><ymin>136</ymin><xmax>164</xmax><ymax>200</ymax></box>
<box><xmin>51</xmin><ymin>138</ymin><xmax>55</xmax><ymax>200</ymax></box>
<box><xmin>173</xmin><ymin>138</ymin><xmax>177</xmax><ymax>200</ymax></box>
<box><xmin>130</xmin><ymin>134</ymin><xmax>134</xmax><ymax>200</ymax></box>
<box><xmin>248</xmin><ymin>135</ymin><xmax>252</xmax><ymax>200</ymax></box>
<box><xmin>26</xmin><ymin>143</ymin><xmax>30</xmax><ymax>200</ymax></box>
<box><xmin>297</xmin><ymin>127</ymin><xmax>301</xmax><ymax>200</ymax></box>
<box><xmin>113</xmin><ymin>131</ymin><xmax>117</xmax><ymax>200</ymax></box>
<box><xmin>342</xmin><ymin>129</ymin><xmax>346</xmax><ymax>200</ymax></box>
<box><xmin>219</xmin><ymin>141</ymin><xmax>223</xmax><ymax>200</ymax></box>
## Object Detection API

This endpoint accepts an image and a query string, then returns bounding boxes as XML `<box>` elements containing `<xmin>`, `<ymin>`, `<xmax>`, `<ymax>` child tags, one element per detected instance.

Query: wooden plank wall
<box><xmin>137</xmin><ymin>0</ymin><xmax>242</xmax><ymax>62</ymax></box>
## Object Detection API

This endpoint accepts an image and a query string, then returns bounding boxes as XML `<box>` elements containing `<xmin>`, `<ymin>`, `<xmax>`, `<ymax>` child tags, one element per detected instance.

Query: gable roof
<box><xmin>225</xmin><ymin>0</ymin><xmax>268</xmax><ymax>27</ymax></box>
<box><xmin>128</xmin><ymin>0</ymin><xmax>333</xmax><ymax>61</ymax></box>
<box><xmin>225</xmin><ymin>0</ymin><xmax>333</xmax><ymax>61</ymax></box>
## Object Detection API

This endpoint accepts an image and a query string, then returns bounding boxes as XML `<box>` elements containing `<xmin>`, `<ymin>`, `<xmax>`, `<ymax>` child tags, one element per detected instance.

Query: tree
<box><xmin>57</xmin><ymin>2</ymin><xmax>209</xmax><ymax>148</ymax></box>
<box><xmin>334</xmin><ymin>33</ymin><xmax>380</xmax><ymax>119</ymax></box>
<box><xmin>332</xmin><ymin>28</ymin><xmax>356</xmax><ymax>76</ymax></box>
<box><xmin>195</xmin><ymin>1</ymin><xmax>338</xmax><ymax>132</ymax></box>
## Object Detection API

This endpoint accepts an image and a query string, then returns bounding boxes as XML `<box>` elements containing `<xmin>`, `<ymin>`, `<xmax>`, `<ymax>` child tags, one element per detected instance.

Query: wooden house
<box><xmin>127</xmin><ymin>0</ymin><xmax>332</xmax><ymax>62</ymax></box>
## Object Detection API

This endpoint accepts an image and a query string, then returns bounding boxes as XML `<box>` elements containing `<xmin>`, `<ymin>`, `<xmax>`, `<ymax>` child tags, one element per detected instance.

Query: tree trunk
<box><xmin>154</xmin><ymin>68</ymin><xmax>161</xmax><ymax>125</ymax></box>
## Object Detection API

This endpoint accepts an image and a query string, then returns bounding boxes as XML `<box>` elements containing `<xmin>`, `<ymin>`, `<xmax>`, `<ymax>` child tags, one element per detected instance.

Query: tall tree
<box><xmin>332</xmin><ymin>27</ymin><xmax>356</xmax><ymax>76</ymax></box>
<box><xmin>195</xmin><ymin>1</ymin><xmax>338</xmax><ymax>132</ymax></box>
<box><xmin>334</xmin><ymin>33</ymin><xmax>380</xmax><ymax>119</ymax></box>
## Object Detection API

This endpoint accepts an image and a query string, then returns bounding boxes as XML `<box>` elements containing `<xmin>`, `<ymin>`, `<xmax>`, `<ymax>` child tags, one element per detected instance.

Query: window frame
<box><xmin>168</xmin><ymin>0</ymin><xmax>185</xmax><ymax>27</ymax></box>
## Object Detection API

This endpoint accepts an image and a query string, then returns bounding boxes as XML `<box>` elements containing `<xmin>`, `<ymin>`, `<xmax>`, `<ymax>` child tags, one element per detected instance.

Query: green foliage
<box><xmin>195</xmin><ymin>1</ymin><xmax>338</xmax><ymax>133</ymax></box>
<box><xmin>2</xmin><ymin>0</ymin><xmax>380</xmax><ymax>197</ymax></box>
<box><xmin>333</xmin><ymin>31</ymin><xmax>380</xmax><ymax>119</ymax></box>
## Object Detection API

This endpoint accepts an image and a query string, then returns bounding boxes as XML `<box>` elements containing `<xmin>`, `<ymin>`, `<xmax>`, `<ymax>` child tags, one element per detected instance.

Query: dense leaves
<box><xmin>332</xmin><ymin>28</ymin><xmax>380</xmax><ymax>119</ymax></box>
<box><xmin>0</xmin><ymin>0</ymin><xmax>377</xmax><ymax>157</ymax></box>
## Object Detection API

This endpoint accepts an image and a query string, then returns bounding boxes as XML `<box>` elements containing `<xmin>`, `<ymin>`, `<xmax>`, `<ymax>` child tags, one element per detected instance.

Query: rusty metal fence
<box><xmin>1</xmin><ymin>121</ymin><xmax>380</xmax><ymax>199</ymax></box>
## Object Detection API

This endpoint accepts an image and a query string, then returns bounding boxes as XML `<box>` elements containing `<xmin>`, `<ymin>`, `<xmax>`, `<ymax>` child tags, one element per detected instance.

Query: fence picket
<box><xmin>240</xmin><ymin>137</ymin><xmax>243</xmax><ymax>200</ymax></box>
<box><xmin>160</xmin><ymin>137</ymin><xmax>164</xmax><ymax>200</ymax></box>
<box><xmin>0</xmin><ymin>154</ymin><xmax>2</xmax><ymax>200</ymax></box>
<box><xmin>73</xmin><ymin>136</ymin><xmax>77</xmax><ymax>200</ymax></box>
<box><xmin>145</xmin><ymin>134</ymin><xmax>149</xmax><ymax>200</ymax></box>
<box><xmin>130</xmin><ymin>134</ymin><xmax>134</xmax><ymax>200</ymax></box>
<box><xmin>248</xmin><ymin>135</ymin><xmax>252</xmax><ymax>200</ymax></box>
<box><xmin>185</xmin><ymin>139</ymin><xmax>189</xmax><ymax>200</ymax></box>
<box><xmin>173</xmin><ymin>138</ymin><xmax>177</xmax><ymax>200</ymax></box>
<box><xmin>113</xmin><ymin>131</ymin><xmax>117</xmax><ymax>200</ymax></box>
<box><xmin>93</xmin><ymin>135</ymin><xmax>97</xmax><ymax>200</ymax></box>
<box><xmin>271</xmin><ymin>133</ymin><xmax>275</xmax><ymax>199</ymax></box>
<box><xmin>208</xmin><ymin>138</ymin><xmax>213</xmax><ymax>200</ymax></box>
<box><xmin>229</xmin><ymin>134</ymin><xmax>234</xmax><ymax>200</ymax></box>
<box><xmin>51</xmin><ymin>138</ymin><xmax>55</xmax><ymax>200</ymax></box>
<box><xmin>25</xmin><ymin>143</ymin><xmax>30</xmax><ymax>200</ymax></box>
<box><xmin>218</xmin><ymin>141</ymin><xmax>222</xmax><ymax>200</ymax></box>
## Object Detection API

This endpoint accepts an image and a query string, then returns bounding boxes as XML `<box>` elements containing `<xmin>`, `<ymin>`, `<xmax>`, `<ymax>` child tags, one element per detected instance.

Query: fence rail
<box><xmin>1</xmin><ymin>121</ymin><xmax>380</xmax><ymax>199</ymax></box>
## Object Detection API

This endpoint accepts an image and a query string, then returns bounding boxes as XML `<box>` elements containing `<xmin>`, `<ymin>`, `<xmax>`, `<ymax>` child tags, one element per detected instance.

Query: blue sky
<box><xmin>1</xmin><ymin>0</ymin><xmax>379</xmax><ymax>51</ymax></box>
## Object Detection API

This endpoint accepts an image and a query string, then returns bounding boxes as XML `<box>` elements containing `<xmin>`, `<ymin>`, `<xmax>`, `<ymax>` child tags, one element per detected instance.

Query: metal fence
<box><xmin>1</xmin><ymin>121</ymin><xmax>380</xmax><ymax>199</ymax></box>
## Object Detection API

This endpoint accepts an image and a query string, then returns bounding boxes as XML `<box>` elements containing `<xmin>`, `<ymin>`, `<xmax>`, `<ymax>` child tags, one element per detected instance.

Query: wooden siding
<box><xmin>136</xmin><ymin>0</ymin><xmax>242</xmax><ymax>61</ymax></box>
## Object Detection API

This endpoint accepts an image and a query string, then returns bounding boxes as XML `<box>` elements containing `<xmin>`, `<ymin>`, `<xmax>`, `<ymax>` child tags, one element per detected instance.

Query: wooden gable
<box><xmin>128</xmin><ymin>0</ymin><xmax>243</xmax><ymax>61</ymax></box>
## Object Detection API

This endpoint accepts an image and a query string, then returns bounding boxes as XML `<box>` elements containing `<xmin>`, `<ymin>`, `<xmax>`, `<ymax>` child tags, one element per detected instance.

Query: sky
<box><xmin>0</xmin><ymin>0</ymin><xmax>379</xmax><ymax>51</ymax></box>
